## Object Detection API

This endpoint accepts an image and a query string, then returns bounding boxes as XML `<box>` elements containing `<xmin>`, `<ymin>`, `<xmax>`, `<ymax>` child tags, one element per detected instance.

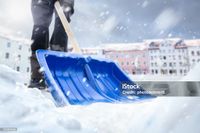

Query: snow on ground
<box><xmin>0</xmin><ymin>64</ymin><xmax>200</xmax><ymax>133</ymax></box>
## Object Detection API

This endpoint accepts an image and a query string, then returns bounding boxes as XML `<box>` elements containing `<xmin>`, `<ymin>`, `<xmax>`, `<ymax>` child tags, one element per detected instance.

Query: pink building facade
<box><xmin>103</xmin><ymin>44</ymin><xmax>149</xmax><ymax>74</ymax></box>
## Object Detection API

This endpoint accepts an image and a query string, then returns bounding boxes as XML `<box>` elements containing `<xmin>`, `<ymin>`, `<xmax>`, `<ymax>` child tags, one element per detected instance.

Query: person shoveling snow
<box><xmin>27</xmin><ymin>0</ymin><xmax>153</xmax><ymax>106</ymax></box>
<box><xmin>29</xmin><ymin>0</ymin><xmax>75</xmax><ymax>89</ymax></box>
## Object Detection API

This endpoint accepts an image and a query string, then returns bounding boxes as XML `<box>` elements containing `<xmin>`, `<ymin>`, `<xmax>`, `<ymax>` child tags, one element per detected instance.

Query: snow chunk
<box><xmin>67</xmin><ymin>91</ymin><xmax>71</xmax><ymax>96</ymax></box>
<box><xmin>63</xmin><ymin>6</ymin><xmax>72</xmax><ymax>13</ymax></box>
<box><xmin>39</xmin><ymin>67</ymin><xmax>45</xmax><ymax>73</ymax></box>
<box><xmin>82</xmin><ymin>77</ymin><xmax>87</xmax><ymax>83</ymax></box>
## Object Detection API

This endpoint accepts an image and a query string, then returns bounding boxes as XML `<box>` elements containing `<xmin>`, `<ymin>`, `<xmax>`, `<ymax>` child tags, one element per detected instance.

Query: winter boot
<box><xmin>28</xmin><ymin>78</ymin><xmax>46</xmax><ymax>90</ymax></box>
<box><xmin>28</xmin><ymin>53</ymin><xmax>46</xmax><ymax>89</ymax></box>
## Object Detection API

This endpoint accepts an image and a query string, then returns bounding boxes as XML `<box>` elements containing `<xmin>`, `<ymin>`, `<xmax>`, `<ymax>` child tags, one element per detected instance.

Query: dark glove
<box><xmin>59</xmin><ymin>0</ymin><xmax>74</xmax><ymax>16</ymax></box>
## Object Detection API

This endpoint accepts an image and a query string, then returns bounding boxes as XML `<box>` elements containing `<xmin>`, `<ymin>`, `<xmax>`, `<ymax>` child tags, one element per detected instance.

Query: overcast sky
<box><xmin>0</xmin><ymin>0</ymin><xmax>199</xmax><ymax>47</ymax></box>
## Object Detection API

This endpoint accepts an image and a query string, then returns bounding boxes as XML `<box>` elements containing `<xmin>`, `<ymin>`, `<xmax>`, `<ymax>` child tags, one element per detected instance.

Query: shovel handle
<box><xmin>54</xmin><ymin>1</ymin><xmax>81</xmax><ymax>53</ymax></box>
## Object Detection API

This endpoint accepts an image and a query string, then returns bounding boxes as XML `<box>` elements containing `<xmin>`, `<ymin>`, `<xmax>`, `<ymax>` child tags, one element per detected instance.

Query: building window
<box><xmin>173</xmin><ymin>55</ymin><xmax>176</xmax><ymax>60</ymax></box>
<box><xmin>163</xmin><ymin>56</ymin><xmax>166</xmax><ymax>60</ymax></box>
<box><xmin>180</xmin><ymin>69</ymin><xmax>183</xmax><ymax>74</ymax></box>
<box><xmin>19</xmin><ymin>45</ymin><xmax>22</xmax><ymax>50</ymax></box>
<box><xmin>174</xmin><ymin>70</ymin><xmax>177</xmax><ymax>74</ymax></box>
<box><xmin>184</xmin><ymin>70</ymin><xmax>187</xmax><ymax>73</ymax></box>
<box><xmin>169</xmin><ymin>70</ymin><xmax>176</xmax><ymax>75</ymax></box>
<box><xmin>132</xmin><ymin>70</ymin><xmax>136</xmax><ymax>75</ymax></box>
<box><xmin>7</xmin><ymin>42</ymin><xmax>11</xmax><ymax>48</ymax></box>
<box><xmin>179</xmin><ymin>55</ymin><xmax>182</xmax><ymax>60</ymax></box>
<box><xmin>18</xmin><ymin>55</ymin><xmax>21</xmax><ymax>60</ymax></box>
<box><xmin>155</xmin><ymin>70</ymin><xmax>158</xmax><ymax>74</ymax></box>
<box><xmin>197</xmin><ymin>51</ymin><xmax>200</xmax><ymax>56</ymax></box>
<box><xmin>163</xmin><ymin>63</ymin><xmax>167</xmax><ymax>67</ymax></box>
<box><xmin>5</xmin><ymin>53</ymin><xmax>9</xmax><ymax>59</ymax></box>
<box><xmin>169</xmin><ymin>62</ymin><xmax>172</xmax><ymax>67</ymax></box>
<box><xmin>173</xmin><ymin>62</ymin><xmax>176</xmax><ymax>67</ymax></box>
<box><xmin>152</xmin><ymin>70</ymin><xmax>154</xmax><ymax>74</ymax></box>
<box><xmin>161</xmin><ymin>69</ymin><xmax>168</xmax><ymax>75</ymax></box>
<box><xmin>169</xmin><ymin>70</ymin><xmax>173</xmax><ymax>74</ymax></box>
<box><xmin>191</xmin><ymin>51</ymin><xmax>195</xmax><ymax>56</ymax></box>
<box><xmin>16</xmin><ymin>66</ymin><xmax>20</xmax><ymax>72</ymax></box>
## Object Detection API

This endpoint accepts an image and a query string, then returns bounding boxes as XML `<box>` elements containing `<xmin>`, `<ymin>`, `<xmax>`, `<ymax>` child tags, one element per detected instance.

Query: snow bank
<box><xmin>0</xmin><ymin>64</ymin><xmax>200</xmax><ymax>133</ymax></box>
<box><xmin>0</xmin><ymin>65</ymin><xmax>24</xmax><ymax>84</ymax></box>
<box><xmin>182</xmin><ymin>63</ymin><xmax>200</xmax><ymax>81</ymax></box>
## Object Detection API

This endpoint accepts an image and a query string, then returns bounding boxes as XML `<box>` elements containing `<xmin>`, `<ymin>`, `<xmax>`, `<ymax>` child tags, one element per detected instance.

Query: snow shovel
<box><xmin>36</xmin><ymin>1</ymin><xmax>154</xmax><ymax>106</ymax></box>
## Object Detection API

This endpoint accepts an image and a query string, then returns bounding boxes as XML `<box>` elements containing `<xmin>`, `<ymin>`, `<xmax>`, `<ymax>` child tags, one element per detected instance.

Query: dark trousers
<box><xmin>30</xmin><ymin>0</ymin><xmax>74</xmax><ymax>80</ymax></box>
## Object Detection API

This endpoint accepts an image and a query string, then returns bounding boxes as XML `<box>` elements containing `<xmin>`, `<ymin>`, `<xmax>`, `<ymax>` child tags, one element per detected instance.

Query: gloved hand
<box><xmin>59</xmin><ymin>0</ymin><xmax>74</xmax><ymax>16</ymax></box>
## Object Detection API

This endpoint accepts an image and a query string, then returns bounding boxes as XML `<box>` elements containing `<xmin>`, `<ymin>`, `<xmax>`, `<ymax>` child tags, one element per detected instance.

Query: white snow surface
<box><xmin>182</xmin><ymin>63</ymin><xmax>200</xmax><ymax>81</ymax></box>
<box><xmin>0</xmin><ymin>64</ymin><xmax>200</xmax><ymax>133</ymax></box>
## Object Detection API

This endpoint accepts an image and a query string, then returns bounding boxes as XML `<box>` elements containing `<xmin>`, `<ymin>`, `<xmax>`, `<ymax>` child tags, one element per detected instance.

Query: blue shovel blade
<box><xmin>36</xmin><ymin>50</ymin><xmax>154</xmax><ymax>106</ymax></box>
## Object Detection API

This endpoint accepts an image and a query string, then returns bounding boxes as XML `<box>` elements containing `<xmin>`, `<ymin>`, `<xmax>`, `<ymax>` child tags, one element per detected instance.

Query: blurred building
<box><xmin>100</xmin><ymin>39</ymin><xmax>200</xmax><ymax>76</ymax></box>
<box><xmin>0</xmin><ymin>32</ymin><xmax>200</xmax><ymax>81</ymax></box>
<box><xmin>147</xmin><ymin>39</ymin><xmax>190</xmax><ymax>76</ymax></box>
<box><xmin>0</xmin><ymin>33</ymin><xmax>31</xmax><ymax>84</ymax></box>
<box><xmin>185</xmin><ymin>40</ymin><xmax>200</xmax><ymax>69</ymax></box>
<box><xmin>102</xmin><ymin>43</ymin><xmax>149</xmax><ymax>74</ymax></box>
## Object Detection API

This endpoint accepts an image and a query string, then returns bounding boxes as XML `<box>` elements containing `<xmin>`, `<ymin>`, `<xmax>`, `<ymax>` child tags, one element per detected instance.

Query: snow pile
<box><xmin>182</xmin><ymin>62</ymin><xmax>200</xmax><ymax>81</ymax></box>
<box><xmin>0</xmin><ymin>64</ymin><xmax>200</xmax><ymax>133</ymax></box>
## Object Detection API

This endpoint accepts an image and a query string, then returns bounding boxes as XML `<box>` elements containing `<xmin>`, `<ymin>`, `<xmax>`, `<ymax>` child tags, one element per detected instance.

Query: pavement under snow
<box><xmin>0</xmin><ymin>64</ymin><xmax>200</xmax><ymax>133</ymax></box>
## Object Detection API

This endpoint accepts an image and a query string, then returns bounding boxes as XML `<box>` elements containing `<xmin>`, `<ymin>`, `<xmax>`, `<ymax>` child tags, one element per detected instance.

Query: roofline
<box><xmin>0</xmin><ymin>32</ymin><xmax>32</xmax><ymax>45</ymax></box>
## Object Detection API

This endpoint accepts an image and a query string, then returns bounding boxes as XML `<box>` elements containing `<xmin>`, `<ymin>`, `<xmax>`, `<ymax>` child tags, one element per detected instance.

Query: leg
<box><xmin>29</xmin><ymin>0</ymin><xmax>54</xmax><ymax>88</ymax></box>
<box><xmin>50</xmin><ymin>15</ymin><xmax>68</xmax><ymax>51</ymax></box>
<box><xmin>50</xmin><ymin>0</ymin><xmax>74</xmax><ymax>52</ymax></box>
